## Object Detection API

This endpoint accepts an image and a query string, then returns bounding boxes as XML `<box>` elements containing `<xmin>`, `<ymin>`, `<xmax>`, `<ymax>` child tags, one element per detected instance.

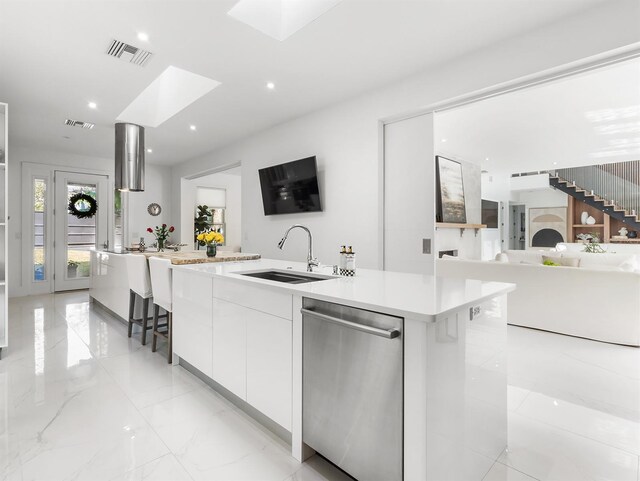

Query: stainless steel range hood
<box><xmin>115</xmin><ymin>122</ymin><xmax>145</xmax><ymax>192</ymax></box>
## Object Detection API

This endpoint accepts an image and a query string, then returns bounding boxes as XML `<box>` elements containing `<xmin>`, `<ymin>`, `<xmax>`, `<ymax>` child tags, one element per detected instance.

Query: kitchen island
<box><xmin>89</xmin><ymin>249</ymin><xmax>260</xmax><ymax>321</ymax></box>
<box><xmin>171</xmin><ymin>258</ymin><xmax>515</xmax><ymax>481</ymax></box>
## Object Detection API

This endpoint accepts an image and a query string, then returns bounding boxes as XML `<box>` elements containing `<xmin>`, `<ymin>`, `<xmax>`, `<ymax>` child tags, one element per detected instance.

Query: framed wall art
<box><xmin>436</xmin><ymin>156</ymin><xmax>467</xmax><ymax>223</ymax></box>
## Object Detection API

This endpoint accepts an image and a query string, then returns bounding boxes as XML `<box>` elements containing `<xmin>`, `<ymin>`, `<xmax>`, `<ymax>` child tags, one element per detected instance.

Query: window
<box><xmin>33</xmin><ymin>178</ymin><xmax>46</xmax><ymax>281</ymax></box>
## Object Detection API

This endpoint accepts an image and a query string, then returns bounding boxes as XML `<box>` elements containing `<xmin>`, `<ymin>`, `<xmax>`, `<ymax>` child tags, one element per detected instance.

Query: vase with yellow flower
<box><xmin>197</xmin><ymin>231</ymin><xmax>225</xmax><ymax>257</ymax></box>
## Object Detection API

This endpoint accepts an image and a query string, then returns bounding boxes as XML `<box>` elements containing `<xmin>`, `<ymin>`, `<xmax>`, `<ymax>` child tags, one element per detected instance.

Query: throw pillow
<box><xmin>495</xmin><ymin>252</ymin><xmax>509</xmax><ymax>263</ymax></box>
<box><xmin>542</xmin><ymin>255</ymin><xmax>581</xmax><ymax>268</ymax></box>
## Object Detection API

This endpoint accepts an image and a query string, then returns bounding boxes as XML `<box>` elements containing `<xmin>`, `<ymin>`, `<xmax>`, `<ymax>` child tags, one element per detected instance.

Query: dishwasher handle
<box><xmin>301</xmin><ymin>308</ymin><xmax>401</xmax><ymax>339</ymax></box>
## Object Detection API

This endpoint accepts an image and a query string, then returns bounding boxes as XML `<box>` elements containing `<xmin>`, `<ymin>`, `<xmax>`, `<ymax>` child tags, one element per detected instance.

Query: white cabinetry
<box><xmin>211</xmin><ymin>298</ymin><xmax>247</xmax><ymax>399</ymax></box>
<box><xmin>90</xmin><ymin>251</ymin><xmax>130</xmax><ymax>321</ymax></box>
<box><xmin>0</xmin><ymin>103</ymin><xmax>7</xmax><ymax>359</ymax></box>
<box><xmin>173</xmin><ymin>270</ymin><xmax>213</xmax><ymax>378</ymax></box>
<box><xmin>211</xmin><ymin>277</ymin><xmax>292</xmax><ymax>430</ymax></box>
<box><xmin>246</xmin><ymin>309</ymin><xmax>292</xmax><ymax>430</ymax></box>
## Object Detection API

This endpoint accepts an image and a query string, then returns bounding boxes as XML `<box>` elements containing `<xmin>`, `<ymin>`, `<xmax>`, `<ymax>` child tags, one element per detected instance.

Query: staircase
<box><xmin>549</xmin><ymin>160</ymin><xmax>640</xmax><ymax>232</ymax></box>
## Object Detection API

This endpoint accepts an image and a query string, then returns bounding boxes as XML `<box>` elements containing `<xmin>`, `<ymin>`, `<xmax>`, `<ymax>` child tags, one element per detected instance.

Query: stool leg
<box><xmin>167</xmin><ymin>311</ymin><xmax>173</xmax><ymax>364</ymax></box>
<box><xmin>128</xmin><ymin>290</ymin><xmax>135</xmax><ymax>338</ymax></box>
<box><xmin>151</xmin><ymin>304</ymin><xmax>159</xmax><ymax>352</ymax></box>
<box><xmin>141</xmin><ymin>298</ymin><xmax>150</xmax><ymax>345</ymax></box>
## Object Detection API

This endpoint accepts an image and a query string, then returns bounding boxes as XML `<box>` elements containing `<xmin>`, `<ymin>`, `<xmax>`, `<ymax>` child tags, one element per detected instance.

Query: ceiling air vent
<box><xmin>106</xmin><ymin>39</ymin><xmax>153</xmax><ymax>67</ymax></box>
<box><xmin>65</xmin><ymin>119</ymin><xmax>95</xmax><ymax>130</ymax></box>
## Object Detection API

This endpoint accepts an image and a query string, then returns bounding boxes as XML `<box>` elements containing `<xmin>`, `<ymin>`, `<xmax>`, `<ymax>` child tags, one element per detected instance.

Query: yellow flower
<box><xmin>199</xmin><ymin>231</ymin><xmax>225</xmax><ymax>245</ymax></box>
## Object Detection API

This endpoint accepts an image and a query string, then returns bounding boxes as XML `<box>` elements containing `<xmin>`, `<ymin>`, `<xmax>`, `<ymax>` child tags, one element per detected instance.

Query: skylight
<box><xmin>117</xmin><ymin>66</ymin><xmax>220</xmax><ymax>128</ymax></box>
<box><xmin>227</xmin><ymin>0</ymin><xmax>342</xmax><ymax>41</ymax></box>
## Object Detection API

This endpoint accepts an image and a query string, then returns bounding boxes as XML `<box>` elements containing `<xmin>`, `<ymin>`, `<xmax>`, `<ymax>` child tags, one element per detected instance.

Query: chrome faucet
<box><xmin>278</xmin><ymin>224</ymin><xmax>318</xmax><ymax>272</ymax></box>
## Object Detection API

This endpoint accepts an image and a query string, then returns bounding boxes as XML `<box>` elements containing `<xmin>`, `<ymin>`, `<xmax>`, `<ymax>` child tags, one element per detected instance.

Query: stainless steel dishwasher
<box><xmin>302</xmin><ymin>298</ymin><xmax>403</xmax><ymax>481</ymax></box>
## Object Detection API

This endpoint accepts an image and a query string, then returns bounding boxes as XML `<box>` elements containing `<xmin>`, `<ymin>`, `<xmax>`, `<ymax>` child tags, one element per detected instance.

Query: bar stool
<box><xmin>148</xmin><ymin>257</ymin><xmax>173</xmax><ymax>363</ymax></box>
<box><xmin>126</xmin><ymin>254</ymin><xmax>154</xmax><ymax>345</ymax></box>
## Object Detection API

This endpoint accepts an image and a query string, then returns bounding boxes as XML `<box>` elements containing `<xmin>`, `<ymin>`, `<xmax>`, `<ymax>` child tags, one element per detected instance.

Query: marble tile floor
<box><xmin>0</xmin><ymin>291</ymin><xmax>638</xmax><ymax>481</ymax></box>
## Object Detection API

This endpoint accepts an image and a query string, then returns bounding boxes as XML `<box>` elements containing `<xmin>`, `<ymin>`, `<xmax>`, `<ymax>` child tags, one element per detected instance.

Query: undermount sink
<box><xmin>237</xmin><ymin>269</ymin><xmax>333</xmax><ymax>284</ymax></box>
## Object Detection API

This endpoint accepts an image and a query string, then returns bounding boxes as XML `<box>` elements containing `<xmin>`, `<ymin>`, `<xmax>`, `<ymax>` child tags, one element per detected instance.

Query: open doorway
<box><xmin>433</xmin><ymin>56</ymin><xmax>640</xmax><ymax>260</ymax></box>
<box><xmin>180</xmin><ymin>165</ymin><xmax>242</xmax><ymax>252</ymax></box>
<box><xmin>509</xmin><ymin>203</ymin><xmax>526</xmax><ymax>250</ymax></box>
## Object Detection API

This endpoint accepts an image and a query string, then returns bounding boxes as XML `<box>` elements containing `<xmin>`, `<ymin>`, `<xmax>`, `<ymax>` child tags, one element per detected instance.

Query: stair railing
<box><xmin>553</xmin><ymin>160</ymin><xmax>640</xmax><ymax>217</ymax></box>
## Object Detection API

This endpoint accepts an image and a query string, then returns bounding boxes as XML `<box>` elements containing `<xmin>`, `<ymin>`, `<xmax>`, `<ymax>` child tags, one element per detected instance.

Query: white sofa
<box><xmin>437</xmin><ymin>251</ymin><xmax>640</xmax><ymax>346</ymax></box>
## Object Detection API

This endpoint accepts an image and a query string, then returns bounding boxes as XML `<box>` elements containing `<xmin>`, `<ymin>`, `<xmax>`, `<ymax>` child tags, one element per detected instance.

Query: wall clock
<box><xmin>147</xmin><ymin>203</ymin><xmax>162</xmax><ymax>216</ymax></box>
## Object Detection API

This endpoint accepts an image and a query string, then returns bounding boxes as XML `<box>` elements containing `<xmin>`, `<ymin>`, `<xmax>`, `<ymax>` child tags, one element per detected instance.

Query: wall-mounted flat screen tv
<box><xmin>259</xmin><ymin>156</ymin><xmax>322</xmax><ymax>215</ymax></box>
<box><xmin>482</xmin><ymin>199</ymin><xmax>499</xmax><ymax>228</ymax></box>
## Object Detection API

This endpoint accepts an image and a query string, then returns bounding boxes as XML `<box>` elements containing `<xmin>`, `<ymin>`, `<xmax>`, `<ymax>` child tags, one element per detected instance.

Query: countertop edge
<box><xmin>171</xmin><ymin>261</ymin><xmax>516</xmax><ymax>322</ymax></box>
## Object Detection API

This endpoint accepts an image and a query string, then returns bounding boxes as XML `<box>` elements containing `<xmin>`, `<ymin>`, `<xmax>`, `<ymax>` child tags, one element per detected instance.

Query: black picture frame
<box><xmin>436</xmin><ymin>156</ymin><xmax>467</xmax><ymax>223</ymax></box>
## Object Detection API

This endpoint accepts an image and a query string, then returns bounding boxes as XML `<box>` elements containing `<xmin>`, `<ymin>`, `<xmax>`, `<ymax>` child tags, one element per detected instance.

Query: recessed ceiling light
<box><xmin>553</xmin><ymin>162</ymin><xmax>558</xmax><ymax>165</ymax></box>
<box><xmin>88</xmin><ymin>102</ymin><xmax>97</xmax><ymax>109</ymax></box>
<box><xmin>190</xmin><ymin>125</ymin><xmax>197</xmax><ymax>131</ymax></box>
<box><xmin>147</xmin><ymin>148</ymin><xmax>153</xmax><ymax>153</ymax></box>
<box><xmin>441</xmin><ymin>138</ymin><xmax>447</xmax><ymax>142</ymax></box>
<box><xmin>266</xmin><ymin>82</ymin><xmax>275</xmax><ymax>90</ymax></box>
<box><xmin>485</xmin><ymin>157</ymin><xmax>489</xmax><ymax>161</ymax></box>
<box><xmin>137</xmin><ymin>32</ymin><xmax>149</xmax><ymax>42</ymax></box>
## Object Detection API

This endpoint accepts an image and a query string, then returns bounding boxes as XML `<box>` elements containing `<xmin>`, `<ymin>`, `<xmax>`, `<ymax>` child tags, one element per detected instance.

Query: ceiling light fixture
<box><xmin>190</xmin><ymin>125</ymin><xmax>197</xmax><ymax>131</ymax></box>
<box><xmin>441</xmin><ymin>138</ymin><xmax>447</xmax><ymax>142</ymax></box>
<box><xmin>266</xmin><ymin>82</ymin><xmax>275</xmax><ymax>90</ymax></box>
<box><xmin>485</xmin><ymin>157</ymin><xmax>489</xmax><ymax>161</ymax></box>
<box><xmin>88</xmin><ymin>102</ymin><xmax>97</xmax><ymax>109</ymax></box>
<box><xmin>137</xmin><ymin>32</ymin><xmax>149</xmax><ymax>42</ymax></box>
<box><xmin>147</xmin><ymin>148</ymin><xmax>153</xmax><ymax>153</ymax></box>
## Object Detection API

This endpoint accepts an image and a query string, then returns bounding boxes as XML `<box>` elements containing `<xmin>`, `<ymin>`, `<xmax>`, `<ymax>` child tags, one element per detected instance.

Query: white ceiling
<box><xmin>435</xmin><ymin>57</ymin><xmax>640</xmax><ymax>174</ymax></box>
<box><xmin>0</xmin><ymin>0</ymin><xmax>608</xmax><ymax>166</ymax></box>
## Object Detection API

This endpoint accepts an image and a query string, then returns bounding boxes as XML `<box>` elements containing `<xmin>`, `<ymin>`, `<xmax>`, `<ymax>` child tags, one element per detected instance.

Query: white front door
<box><xmin>54</xmin><ymin>172</ymin><xmax>109</xmax><ymax>291</ymax></box>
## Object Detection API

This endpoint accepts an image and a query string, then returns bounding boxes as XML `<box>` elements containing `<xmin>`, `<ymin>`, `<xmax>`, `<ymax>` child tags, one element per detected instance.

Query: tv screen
<box><xmin>258</xmin><ymin>156</ymin><xmax>322</xmax><ymax>215</ymax></box>
<box><xmin>482</xmin><ymin>199</ymin><xmax>499</xmax><ymax>228</ymax></box>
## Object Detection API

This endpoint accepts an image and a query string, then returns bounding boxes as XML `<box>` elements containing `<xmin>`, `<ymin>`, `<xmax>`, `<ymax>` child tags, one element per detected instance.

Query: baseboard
<box><xmin>179</xmin><ymin>358</ymin><xmax>292</xmax><ymax>446</ymax></box>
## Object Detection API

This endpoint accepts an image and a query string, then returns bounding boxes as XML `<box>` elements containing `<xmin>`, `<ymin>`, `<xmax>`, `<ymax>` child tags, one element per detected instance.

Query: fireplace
<box><xmin>439</xmin><ymin>249</ymin><xmax>458</xmax><ymax>258</ymax></box>
<box><xmin>531</xmin><ymin>228</ymin><xmax>564</xmax><ymax>247</ymax></box>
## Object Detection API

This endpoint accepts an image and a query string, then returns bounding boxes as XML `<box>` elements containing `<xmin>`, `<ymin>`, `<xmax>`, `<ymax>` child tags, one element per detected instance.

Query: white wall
<box><xmin>170</xmin><ymin>2</ymin><xmax>639</xmax><ymax>270</ymax></box>
<box><xmin>180</xmin><ymin>172</ymin><xmax>242</xmax><ymax>249</ymax></box>
<box><xmin>384</xmin><ymin>114</ymin><xmax>435</xmax><ymax>274</ymax></box>
<box><xmin>8</xmin><ymin>145</ymin><xmax>172</xmax><ymax>296</ymax></box>
<box><xmin>127</xmin><ymin>164</ymin><xmax>173</xmax><ymax>247</ymax></box>
<box><xmin>515</xmin><ymin>187</ymin><xmax>568</xmax><ymax>209</ymax></box>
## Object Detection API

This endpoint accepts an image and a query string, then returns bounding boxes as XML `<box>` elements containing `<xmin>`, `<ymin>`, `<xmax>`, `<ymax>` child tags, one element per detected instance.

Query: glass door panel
<box><xmin>33</xmin><ymin>178</ymin><xmax>46</xmax><ymax>282</ymax></box>
<box><xmin>66</xmin><ymin>182</ymin><xmax>96</xmax><ymax>280</ymax></box>
<box><xmin>54</xmin><ymin>172</ymin><xmax>108</xmax><ymax>291</ymax></box>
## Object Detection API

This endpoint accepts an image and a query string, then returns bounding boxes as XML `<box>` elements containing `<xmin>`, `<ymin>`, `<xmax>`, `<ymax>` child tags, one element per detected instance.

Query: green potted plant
<box><xmin>67</xmin><ymin>260</ymin><xmax>79</xmax><ymax>278</ymax></box>
<box><xmin>194</xmin><ymin>205</ymin><xmax>212</xmax><ymax>248</ymax></box>
<box><xmin>582</xmin><ymin>232</ymin><xmax>606</xmax><ymax>253</ymax></box>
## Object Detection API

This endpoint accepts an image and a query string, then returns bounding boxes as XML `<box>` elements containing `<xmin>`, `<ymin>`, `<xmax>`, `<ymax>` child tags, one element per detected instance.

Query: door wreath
<box><xmin>68</xmin><ymin>193</ymin><xmax>97</xmax><ymax>219</ymax></box>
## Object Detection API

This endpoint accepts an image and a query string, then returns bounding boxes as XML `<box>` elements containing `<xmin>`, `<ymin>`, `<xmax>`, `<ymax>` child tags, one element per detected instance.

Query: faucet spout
<box><xmin>277</xmin><ymin>224</ymin><xmax>318</xmax><ymax>272</ymax></box>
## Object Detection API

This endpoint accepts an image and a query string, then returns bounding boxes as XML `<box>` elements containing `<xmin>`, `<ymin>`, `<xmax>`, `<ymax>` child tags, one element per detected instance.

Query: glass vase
<box><xmin>206</xmin><ymin>243</ymin><xmax>217</xmax><ymax>258</ymax></box>
<box><xmin>157</xmin><ymin>239</ymin><xmax>165</xmax><ymax>252</ymax></box>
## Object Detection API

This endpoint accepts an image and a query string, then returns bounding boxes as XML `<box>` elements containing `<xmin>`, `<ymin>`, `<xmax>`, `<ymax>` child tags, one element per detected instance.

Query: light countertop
<box><xmin>93</xmin><ymin>249</ymin><xmax>260</xmax><ymax>265</ymax></box>
<box><xmin>172</xmin><ymin>258</ymin><xmax>515</xmax><ymax>322</ymax></box>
